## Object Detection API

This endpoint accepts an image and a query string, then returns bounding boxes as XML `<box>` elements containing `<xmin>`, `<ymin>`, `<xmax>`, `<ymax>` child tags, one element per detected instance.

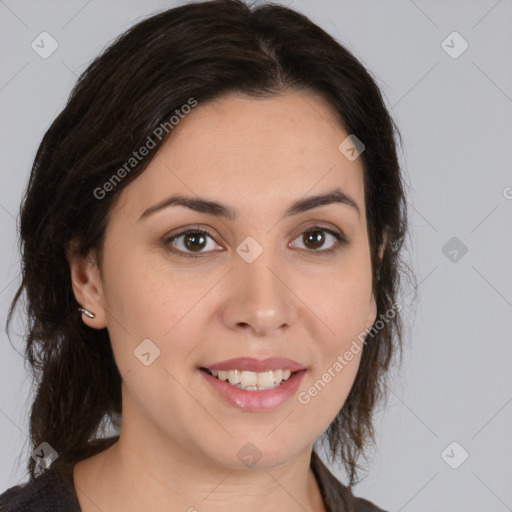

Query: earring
<box><xmin>78</xmin><ymin>307</ymin><xmax>96</xmax><ymax>319</ymax></box>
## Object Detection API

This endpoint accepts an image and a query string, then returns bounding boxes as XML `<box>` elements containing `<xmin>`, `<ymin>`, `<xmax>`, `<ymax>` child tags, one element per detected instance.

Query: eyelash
<box><xmin>163</xmin><ymin>225</ymin><xmax>348</xmax><ymax>259</ymax></box>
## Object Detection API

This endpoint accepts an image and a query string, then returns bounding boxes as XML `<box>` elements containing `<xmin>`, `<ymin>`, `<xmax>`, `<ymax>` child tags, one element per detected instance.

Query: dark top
<box><xmin>0</xmin><ymin>450</ymin><xmax>387</xmax><ymax>511</ymax></box>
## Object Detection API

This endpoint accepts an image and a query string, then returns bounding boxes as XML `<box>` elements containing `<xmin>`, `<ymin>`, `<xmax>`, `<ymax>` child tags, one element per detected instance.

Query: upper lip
<box><xmin>201</xmin><ymin>357</ymin><xmax>306</xmax><ymax>373</ymax></box>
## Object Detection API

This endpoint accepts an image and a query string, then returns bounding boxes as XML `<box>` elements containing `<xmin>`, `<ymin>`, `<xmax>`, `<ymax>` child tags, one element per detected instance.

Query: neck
<box><xmin>73</xmin><ymin>406</ymin><xmax>326</xmax><ymax>512</ymax></box>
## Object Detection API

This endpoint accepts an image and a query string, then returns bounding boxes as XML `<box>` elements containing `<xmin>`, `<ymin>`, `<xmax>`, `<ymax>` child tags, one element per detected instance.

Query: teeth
<box><xmin>256</xmin><ymin>370</ymin><xmax>274</xmax><ymax>388</ymax></box>
<box><xmin>209</xmin><ymin>369</ymin><xmax>295</xmax><ymax>390</ymax></box>
<box><xmin>241</xmin><ymin>370</ymin><xmax>258</xmax><ymax>387</ymax></box>
<box><xmin>227</xmin><ymin>369</ymin><xmax>240</xmax><ymax>384</ymax></box>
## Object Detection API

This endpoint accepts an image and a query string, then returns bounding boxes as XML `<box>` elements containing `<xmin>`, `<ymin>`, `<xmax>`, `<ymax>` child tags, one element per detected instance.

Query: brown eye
<box><xmin>182</xmin><ymin>232</ymin><xmax>208</xmax><ymax>252</ymax></box>
<box><xmin>303</xmin><ymin>230</ymin><xmax>326</xmax><ymax>250</ymax></box>
<box><xmin>164</xmin><ymin>229</ymin><xmax>220</xmax><ymax>258</ymax></box>
<box><xmin>164</xmin><ymin>226</ymin><xmax>347</xmax><ymax>259</ymax></box>
<box><xmin>290</xmin><ymin>228</ymin><xmax>347</xmax><ymax>254</ymax></box>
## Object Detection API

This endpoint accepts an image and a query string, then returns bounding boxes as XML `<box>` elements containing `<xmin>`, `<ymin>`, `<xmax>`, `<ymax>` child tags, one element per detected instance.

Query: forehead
<box><xmin>113</xmin><ymin>90</ymin><xmax>365</xmax><ymax>222</ymax></box>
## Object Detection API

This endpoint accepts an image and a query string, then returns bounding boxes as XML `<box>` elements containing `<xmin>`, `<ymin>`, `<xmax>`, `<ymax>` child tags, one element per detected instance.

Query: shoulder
<box><xmin>310</xmin><ymin>450</ymin><xmax>388</xmax><ymax>512</ymax></box>
<box><xmin>0</xmin><ymin>468</ymin><xmax>80</xmax><ymax>512</ymax></box>
<box><xmin>350</xmin><ymin>495</ymin><xmax>388</xmax><ymax>512</ymax></box>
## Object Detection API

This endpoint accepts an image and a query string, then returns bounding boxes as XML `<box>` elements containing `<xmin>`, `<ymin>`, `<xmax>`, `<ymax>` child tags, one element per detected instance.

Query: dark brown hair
<box><xmin>6</xmin><ymin>0</ymin><xmax>415</xmax><ymax>488</ymax></box>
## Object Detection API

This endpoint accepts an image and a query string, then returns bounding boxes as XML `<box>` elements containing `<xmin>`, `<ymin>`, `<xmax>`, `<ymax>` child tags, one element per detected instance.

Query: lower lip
<box><xmin>199</xmin><ymin>369</ymin><xmax>306</xmax><ymax>412</ymax></box>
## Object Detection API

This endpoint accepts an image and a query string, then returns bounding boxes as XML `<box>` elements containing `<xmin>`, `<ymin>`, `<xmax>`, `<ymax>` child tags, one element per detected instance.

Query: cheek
<box><xmin>297</xmin><ymin>347</ymin><xmax>362</xmax><ymax>431</ymax></box>
<box><xmin>99</xmin><ymin>254</ymin><xmax>189</xmax><ymax>373</ymax></box>
<box><xmin>312</xmin><ymin>269</ymin><xmax>373</xmax><ymax>342</ymax></box>
<box><xmin>103</xmin><ymin>250</ymin><xmax>194</xmax><ymax>332</ymax></box>
<box><xmin>300</xmin><ymin>267</ymin><xmax>370</xmax><ymax>409</ymax></box>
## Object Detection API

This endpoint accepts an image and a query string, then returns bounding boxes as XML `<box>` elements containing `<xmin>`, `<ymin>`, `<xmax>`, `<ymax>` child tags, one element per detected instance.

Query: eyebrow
<box><xmin>137</xmin><ymin>187</ymin><xmax>361</xmax><ymax>223</ymax></box>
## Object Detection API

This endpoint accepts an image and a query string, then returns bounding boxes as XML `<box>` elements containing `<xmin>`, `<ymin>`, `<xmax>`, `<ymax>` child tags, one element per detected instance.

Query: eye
<box><xmin>164</xmin><ymin>228</ymin><xmax>221</xmax><ymax>258</ymax></box>
<box><xmin>163</xmin><ymin>225</ymin><xmax>348</xmax><ymax>259</ymax></box>
<box><xmin>289</xmin><ymin>227</ymin><xmax>347</xmax><ymax>255</ymax></box>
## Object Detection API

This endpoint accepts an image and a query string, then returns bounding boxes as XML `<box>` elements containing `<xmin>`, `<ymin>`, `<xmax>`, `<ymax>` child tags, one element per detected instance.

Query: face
<box><xmin>69</xmin><ymin>90</ymin><xmax>378</xmax><ymax>470</ymax></box>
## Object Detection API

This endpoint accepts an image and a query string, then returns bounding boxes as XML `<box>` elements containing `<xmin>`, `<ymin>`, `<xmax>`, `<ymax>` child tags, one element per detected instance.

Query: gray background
<box><xmin>1</xmin><ymin>1</ymin><xmax>511</xmax><ymax>511</ymax></box>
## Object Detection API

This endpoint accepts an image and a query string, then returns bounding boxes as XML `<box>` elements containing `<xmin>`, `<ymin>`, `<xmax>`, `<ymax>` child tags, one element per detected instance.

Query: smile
<box><xmin>199</xmin><ymin>368</ymin><xmax>307</xmax><ymax>411</ymax></box>
<box><xmin>202</xmin><ymin>368</ymin><xmax>294</xmax><ymax>390</ymax></box>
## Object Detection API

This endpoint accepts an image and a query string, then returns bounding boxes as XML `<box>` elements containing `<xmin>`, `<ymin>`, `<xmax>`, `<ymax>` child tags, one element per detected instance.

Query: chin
<box><xmin>202</xmin><ymin>437</ymin><xmax>305</xmax><ymax>471</ymax></box>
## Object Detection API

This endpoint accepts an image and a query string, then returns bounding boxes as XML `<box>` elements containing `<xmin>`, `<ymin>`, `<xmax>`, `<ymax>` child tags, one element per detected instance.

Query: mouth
<box><xmin>200</xmin><ymin>367</ymin><xmax>301</xmax><ymax>391</ymax></box>
<box><xmin>199</xmin><ymin>365</ymin><xmax>307</xmax><ymax>411</ymax></box>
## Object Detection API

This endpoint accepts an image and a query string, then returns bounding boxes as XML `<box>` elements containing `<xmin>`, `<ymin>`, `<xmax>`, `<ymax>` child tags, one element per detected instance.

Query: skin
<box><xmin>68</xmin><ymin>90</ymin><xmax>381</xmax><ymax>512</ymax></box>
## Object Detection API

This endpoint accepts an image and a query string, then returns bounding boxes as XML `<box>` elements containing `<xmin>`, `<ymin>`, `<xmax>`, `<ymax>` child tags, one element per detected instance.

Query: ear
<box><xmin>365</xmin><ymin>233</ymin><xmax>387</xmax><ymax>330</ymax></box>
<box><xmin>65</xmin><ymin>243</ymin><xmax>107</xmax><ymax>329</ymax></box>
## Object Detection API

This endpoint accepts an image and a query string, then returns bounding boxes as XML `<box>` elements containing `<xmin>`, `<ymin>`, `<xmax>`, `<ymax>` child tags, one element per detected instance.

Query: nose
<box><xmin>220</xmin><ymin>250</ymin><xmax>298</xmax><ymax>337</ymax></box>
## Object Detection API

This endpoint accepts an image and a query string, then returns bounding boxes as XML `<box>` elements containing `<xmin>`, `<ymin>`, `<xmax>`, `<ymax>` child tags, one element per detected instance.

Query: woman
<box><xmin>0</xmin><ymin>1</ymin><xmax>413</xmax><ymax>510</ymax></box>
